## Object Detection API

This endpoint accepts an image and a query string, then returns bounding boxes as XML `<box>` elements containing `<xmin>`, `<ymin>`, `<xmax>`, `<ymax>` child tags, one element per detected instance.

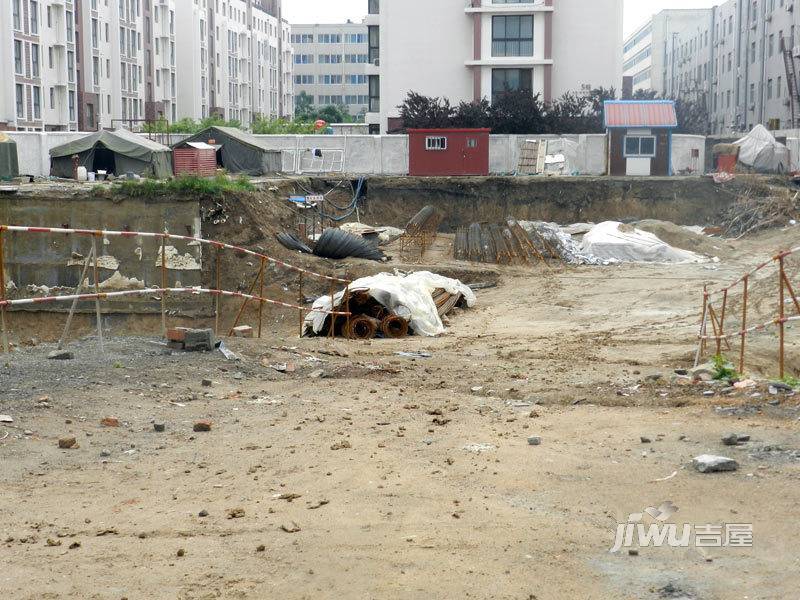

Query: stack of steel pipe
<box><xmin>329</xmin><ymin>290</ymin><xmax>411</xmax><ymax>340</ymax></box>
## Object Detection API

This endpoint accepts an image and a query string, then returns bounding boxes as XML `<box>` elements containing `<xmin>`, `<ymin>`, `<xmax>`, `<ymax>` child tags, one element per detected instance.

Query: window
<box><xmin>492</xmin><ymin>15</ymin><xmax>533</xmax><ymax>57</ymax></box>
<box><xmin>32</xmin><ymin>86</ymin><xmax>41</xmax><ymax>119</ymax></box>
<box><xmin>12</xmin><ymin>0</ymin><xmax>21</xmax><ymax>30</ymax></box>
<box><xmin>15</xmin><ymin>84</ymin><xmax>25</xmax><ymax>119</ymax></box>
<box><xmin>93</xmin><ymin>56</ymin><xmax>100</xmax><ymax>85</ymax></box>
<box><xmin>425</xmin><ymin>136</ymin><xmax>447</xmax><ymax>151</ymax></box>
<box><xmin>48</xmin><ymin>46</ymin><xmax>53</xmax><ymax>68</ymax></box>
<box><xmin>491</xmin><ymin>68</ymin><xmax>532</xmax><ymax>103</ymax></box>
<box><xmin>624</xmin><ymin>136</ymin><xmax>656</xmax><ymax>158</ymax></box>
<box><xmin>66</xmin><ymin>10</ymin><xmax>74</xmax><ymax>41</ymax></box>
<box><xmin>30</xmin><ymin>0</ymin><xmax>39</xmax><ymax>34</ymax></box>
<box><xmin>46</xmin><ymin>5</ymin><xmax>51</xmax><ymax>27</ymax></box>
<box><xmin>92</xmin><ymin>18</ymin><xmax>99</xmax><ymax>48</ymax></box>
<box><xmin>49</xmin><ymin>87</ymin><xmax>54</xmax><ymax>110</ymax></box>
<box><xmin>368</xmin><ymin>74</ymin><xmax>380</xmax><ymax>112</ymax></box>
<box><xmin>778</xmin><ymin>76</ymin><xmax>783</xmax><ymax>98</ymax></box>
<box><xmin>467</xmin><ymin>138</ymin><xmax>478</xmax><ymax>148</ymax></box>
<box><xmin>31</xmin><ymin>44</ymin><xmax>40</xmax><ymax>77</ymax></box>
<box><xmin>368</xmin><ymin>25</ymin><xmax>380</xmax><ymax>63</ymax></box>
<box><xmin>368</xmin><ymin>0</ymin><xmax>379</xmax><ymax>14</ymax></box>
<box><xmin>768</xmin><ymin>78</ymin><xmax>773</xmax><ymax>100</ymax></box>
<box><xmin>14</xmin><ymin>41</ymin><xmax>23</xmax><ymax>75</ymax></box>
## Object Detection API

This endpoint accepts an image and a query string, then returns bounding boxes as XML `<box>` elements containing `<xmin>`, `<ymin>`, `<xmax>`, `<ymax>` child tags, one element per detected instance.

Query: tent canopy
<box><xmin>175</xmin><ymin>126</ymin><xmax>282</xmax><ymax>175</ymax></box>
<box><xmin>49</xmin><ymin>128</ymin><xmax>172</xmax><ymax>179</ymax></box>
<box><xmin>734</xmin><ymin>124</ymin><xmax>790</xmax><ymax>173</ymax></box>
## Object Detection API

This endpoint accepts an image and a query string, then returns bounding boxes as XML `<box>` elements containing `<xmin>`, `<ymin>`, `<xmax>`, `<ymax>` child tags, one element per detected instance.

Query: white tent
<box><xmin>734</xmin><ymin>124</ymin><xmax>790</xmax><ymax>173</ymax></box>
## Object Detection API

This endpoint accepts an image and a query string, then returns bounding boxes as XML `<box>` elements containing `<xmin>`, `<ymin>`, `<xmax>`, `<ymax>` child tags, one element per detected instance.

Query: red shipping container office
<box><xmin>408</xmin><ymin>129</ymin><xmax>490</xmax><ymax>176</ymax></box>
<box><xmin>173</xmin><ymin>142</ymin><xmax>218</xmax><ymax>177</ymax></box>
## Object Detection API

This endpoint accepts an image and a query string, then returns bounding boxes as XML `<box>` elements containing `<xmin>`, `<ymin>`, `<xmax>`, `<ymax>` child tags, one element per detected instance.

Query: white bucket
<box><xmin>87</xmin><ymin>172</ymin><xmax>96</xmax><ymax>182</ymax></box>
<box><xmin>76</xmin><ymin>166</ymin><xmax>88</xmax><ymax>182</ymax></box>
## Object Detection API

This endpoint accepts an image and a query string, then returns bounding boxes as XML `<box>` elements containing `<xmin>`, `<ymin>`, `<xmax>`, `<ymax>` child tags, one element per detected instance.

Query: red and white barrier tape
<box><xmin>698</xmin><ymin>314</ymin><xmax>800</xmax><ymax>342</ymax></box>
<box><xmin>0</xmin><ymin>287</ymin><xmax>351</xmax><ymax>316</ymax></box>
<box><xmin>0</xmin><ymin>225</ymin><xmax>351</xmax><ymax>285</ymax></box>
<box><xmin>706</xmin><ymin>246</ymin><xmax>800</xmax><ymax>298</ymax></box>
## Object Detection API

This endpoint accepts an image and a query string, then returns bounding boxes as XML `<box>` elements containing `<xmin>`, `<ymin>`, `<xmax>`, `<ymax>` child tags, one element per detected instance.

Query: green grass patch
<box><xmin>110</xmin><ymin>174</ymin><xmax>254</xmax><ymax>198</ymax></box>
<box><xmin>712</xmin><ymin>354</ymin><xmax>739</xmax><ymax>382</ymax></box>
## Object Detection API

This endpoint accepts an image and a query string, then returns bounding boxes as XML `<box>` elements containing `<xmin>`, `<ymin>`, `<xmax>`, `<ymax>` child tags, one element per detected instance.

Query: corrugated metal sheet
<box><xmin>173</xmin><ymin>148</ymin><xmax>217</xmax><ymax>177</ymax></box>
<box><xmin>604</xmin><ymin>101</ymin><xmax>678</xmax><ymax>128</ymax></box>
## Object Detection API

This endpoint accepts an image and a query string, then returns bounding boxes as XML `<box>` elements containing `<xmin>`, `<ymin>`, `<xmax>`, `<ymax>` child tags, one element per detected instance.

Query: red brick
<box><xmin>193</xmin><ymin>420</ymin><xmax>212</xmax><ymax>432</ymax></box>
<box><xmin>100</xmin><ymin>417</ymin><xmax>120</xmax><ymax>428</ymax></box>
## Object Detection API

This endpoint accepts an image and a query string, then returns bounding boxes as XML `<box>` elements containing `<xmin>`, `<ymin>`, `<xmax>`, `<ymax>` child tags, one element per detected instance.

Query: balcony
<box><xmin>464</xmin><ymin>1</ymin><xmax>553</xmax><ymax>14</ymax></box>
<box><xmin>364</xmin><ymin>59</ymin><xmax>380</xmax><ymax>76</ymax></box>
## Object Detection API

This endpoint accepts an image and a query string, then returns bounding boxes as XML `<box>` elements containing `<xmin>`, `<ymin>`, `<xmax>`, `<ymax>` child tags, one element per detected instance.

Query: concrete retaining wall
<box><xmin>0</xmin><ymin>194</ymin><xmax>202</xmax><ymax>292</ymax></box>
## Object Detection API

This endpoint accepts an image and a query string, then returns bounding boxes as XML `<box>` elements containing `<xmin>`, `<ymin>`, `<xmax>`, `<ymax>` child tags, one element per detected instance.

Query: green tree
<box><xmin>295</xmin><ymin>91</ymin><xmax>315</xmax><ymax>120</ymax></box>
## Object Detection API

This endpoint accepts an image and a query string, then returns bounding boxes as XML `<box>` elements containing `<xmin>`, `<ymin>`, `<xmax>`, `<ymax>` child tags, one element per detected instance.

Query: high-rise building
<box><xmin>624</xmin><ymin>2</ymin><xmax>800</xmax><ymax>134</ymax></box>
<box><xmin>364</xmin><ymin>0</ymin><xmax>623</xmax><ymax>134</ymax></box>
<box><xmin>1</xmin><ymin>0</ymin><xmax>79</xmax><ymax>131</ymax></box>
<box><xmin>290</xmin><ymin>22</ymin><xmax>369</xmax><ymax>119</ymax></box>
<box><xmin>1</xmin><ymin>0</ymin><xmax>293</xmax><ymax>132</ymax></box>
<box><xmin>175</xmin><ymin>0</ymin><xmax>293</xmax><ymax>127</ymax></box>
<box><xmin>73</xmin><ymin>0</ymin><xmax>170</xmax><ymax>132</ymax></box>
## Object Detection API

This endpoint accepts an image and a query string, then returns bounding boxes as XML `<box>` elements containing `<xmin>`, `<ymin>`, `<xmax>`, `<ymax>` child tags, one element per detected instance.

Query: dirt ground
<box><xmin>1</xmin><ymin>225</ymin><xmax>799</xmax><ymax>600</ymax></box>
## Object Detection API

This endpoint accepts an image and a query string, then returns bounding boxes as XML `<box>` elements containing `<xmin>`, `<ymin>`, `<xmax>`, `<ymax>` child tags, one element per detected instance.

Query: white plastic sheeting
<box><xmin>734</xmin><ymin>125</ymin><xmax>790</xmax><ymax>173</ymax></box>
<box><xmin>305</xmin><ymin>271</ymin><xmax>477</xmax><ymax>337</ymax></box>
<box><xmin>580</xmin><ymin>222</ymin><xmax>710</xmax><ymax>264</ymax></box>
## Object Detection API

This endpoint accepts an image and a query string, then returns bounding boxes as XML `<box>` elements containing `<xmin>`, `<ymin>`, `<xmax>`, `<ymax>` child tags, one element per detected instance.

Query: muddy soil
<box><xmin>1</xmin><ymin>226</ymin><xmax>799</xmax><ymax>599</ymax></box>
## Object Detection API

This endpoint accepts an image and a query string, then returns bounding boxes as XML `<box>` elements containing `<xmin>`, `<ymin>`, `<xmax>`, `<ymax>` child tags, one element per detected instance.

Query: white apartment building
<box><xmin>1</xmin><ymin>0</ymin><xmax>79</xmax><ymax>131</ymax></box>
<box><xmin>364</xmin><ymin>0</ymin><xmax>623</xmax><ymax>134</ymax></box>
<box><xmin>625</xmin><ymin>1</ymin><xmax>800</xmax><ymax>134</ymax></box>
<box><xmin>176</xmin><ymin>0</ymin><xmax>293</xmax><ymax>127</ymax></box>
<box><xmin>622</xmin><ymin>9</ymin><xmax>714</xmax><ymax>97</ymax></box>
<box><xmin>290</xmin><ymin>22</ymin><xmax>369</xmax><ymax>118</ymax></box>
<box><xmin>74</xmin><ymin>0</ymin><xmax>170</xmax><ymax>131</ymax></box>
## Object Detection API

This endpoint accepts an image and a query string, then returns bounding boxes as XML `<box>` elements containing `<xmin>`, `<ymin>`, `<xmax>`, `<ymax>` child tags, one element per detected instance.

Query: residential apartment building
<box><xmin>625</xmin><ymin>1</ymin><xmax>800</xmax><ymax>134</ymax></box>
<box><xmin>290</xmin><ymin>22</ymin><xmax>369</xmax><ymax>118</ymax></box>
<box><xmin>1</xmin><ymin>0</ymin><xmax>79</xmax><ymax>131</ymax></box>
<box><xmin>176</xmin><ymin>0</ymin><xmax>293</xmax><ymax>127</ymax></box>
<box><xmin>623</xmin><ymin>10</ymin><xmax>714</xmax><ymax>98</ymax></box>
<box><xmin>1</xmin><ymin>0</ymin><xmax>292</xmax><ymax>132</ymax></box>
<box><xmin>364</xmin><ymin>0</ymin><xmax>623</xmax><ymax>134</ymax></box>
<box><xmin>73</xmin><ymin>0</ymin><xmax>172</xmax><ymax>132</ymax></box>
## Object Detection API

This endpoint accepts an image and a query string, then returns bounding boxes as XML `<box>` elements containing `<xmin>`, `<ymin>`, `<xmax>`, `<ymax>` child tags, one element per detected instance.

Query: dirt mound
<box><xmin>634</xmin><ymin>219</ymin><xmax>735</xmax><ymax>259</ymax></box>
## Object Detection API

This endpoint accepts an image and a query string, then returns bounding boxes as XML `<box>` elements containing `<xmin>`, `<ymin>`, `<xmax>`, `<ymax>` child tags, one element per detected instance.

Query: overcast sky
<box><xmin>283</xmin><ymin>1</ymin><xmax>720</xmax><ymax>36</ymax></box>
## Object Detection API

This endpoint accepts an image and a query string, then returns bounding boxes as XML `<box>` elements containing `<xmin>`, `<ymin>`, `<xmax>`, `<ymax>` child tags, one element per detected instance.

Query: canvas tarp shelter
<box><xmin>734</xmin><ymin>124</ymin><xmax>790</xmax><ymax>173</ymax></box>
<box><xmin>49</xmin><ymin>128</ymin><xmax>172</xmax><ymax>179</ymax></box>
<box><xmin>175</xmin><ymin>126</ymin><xmax>282</xmax><ymax>175</ymax></box>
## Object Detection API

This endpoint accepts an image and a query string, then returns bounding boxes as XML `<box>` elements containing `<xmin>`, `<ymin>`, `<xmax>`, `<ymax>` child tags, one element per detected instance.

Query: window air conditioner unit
<box><xmin>793</xmin><ymin>46</ymin><xmax>800</xmax><ymax>57</ymax></box>
<box><xmin>372</xmin><ymin>58</ymin><xmax>380</xmax><ymax>67</ymax></box>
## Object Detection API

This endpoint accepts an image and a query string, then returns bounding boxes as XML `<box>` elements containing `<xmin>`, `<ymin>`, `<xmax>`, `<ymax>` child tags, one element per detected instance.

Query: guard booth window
<box><xmin>624</xmin><ymin>136</ymin><xmax>656</xmax><ymax>157</ymax></box>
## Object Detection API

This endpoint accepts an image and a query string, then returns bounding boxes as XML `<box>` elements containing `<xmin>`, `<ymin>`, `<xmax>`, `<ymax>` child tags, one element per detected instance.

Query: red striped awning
<box><xmin>603</xmin><ymin>101</ymin><xmax>678</xmax><ymax>128</ymax></box>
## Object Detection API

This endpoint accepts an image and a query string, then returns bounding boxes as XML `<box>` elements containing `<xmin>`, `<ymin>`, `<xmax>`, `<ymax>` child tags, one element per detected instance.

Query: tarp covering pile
<box><xmin>305</xmin><ymin>271</ymin><xmax>476</xmax><ymax>337</ymax></box>
<box><xmin>175</xmin><ymin>126</ymin><xmax>282</xmax><ymax>175</ymax></box>
<box><xmin>518</xmin><ymin>221</ymin><xmax>606</xmax><ymax>265</ymax></box>
<box><xmin>734</xmin><ymin>125</ymin><xmax>790</xmax><ymax>173</ymax></box>
<box><xmin>580</xmin><ymin>221</ymin><xmax>709</xmax><ymax>264</ymax></box>
<box><xmin>49</xmin><ymin>128</ymin><xmax>173</xmax><ymax>179</ymax></box>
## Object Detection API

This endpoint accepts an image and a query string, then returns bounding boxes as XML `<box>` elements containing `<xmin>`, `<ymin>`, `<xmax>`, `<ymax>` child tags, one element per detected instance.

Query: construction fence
<box><xmin>0</xmin><ymin>225</ymin><xmax>354</xmax><ymax>354</ymax></box>
<box><xmin>696</xmin><ymin>245</ymin><xmax>800</xmax><ymax>378</ymax></box>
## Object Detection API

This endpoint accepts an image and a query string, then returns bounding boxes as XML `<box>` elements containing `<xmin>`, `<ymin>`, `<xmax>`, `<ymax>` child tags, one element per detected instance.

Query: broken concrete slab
<box><xmin>693</xmin><ymin>454</ymin><xmax>739</xmax><ymax>473</ymax></box>
<box><xmin>47</xmin><ymin>350</ymin><xmax>74</xmax><ymax>360</ymax></box>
